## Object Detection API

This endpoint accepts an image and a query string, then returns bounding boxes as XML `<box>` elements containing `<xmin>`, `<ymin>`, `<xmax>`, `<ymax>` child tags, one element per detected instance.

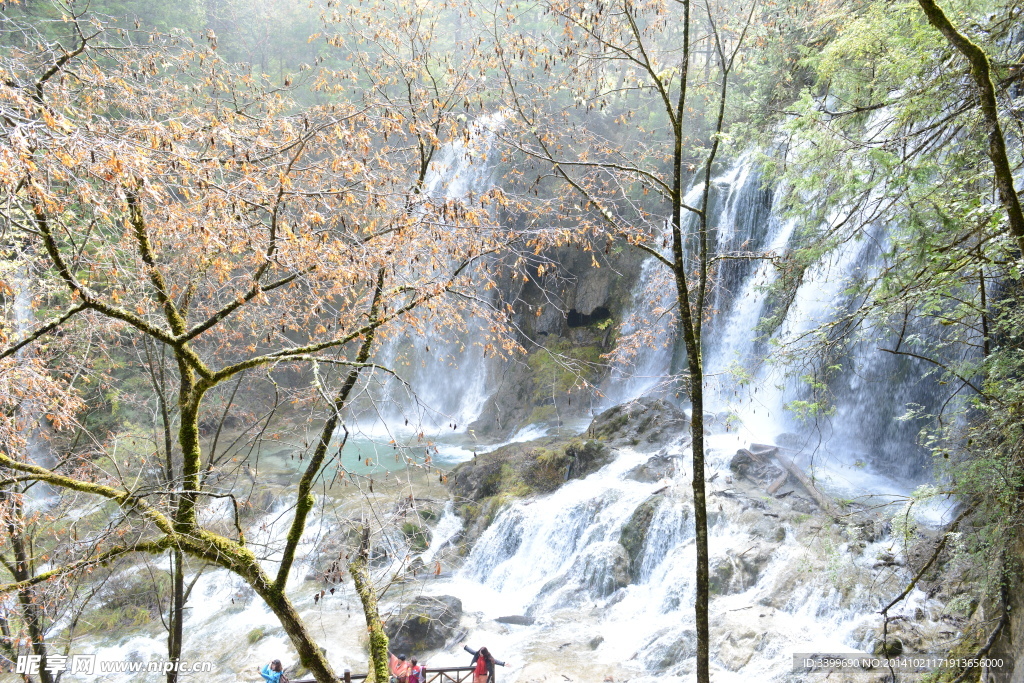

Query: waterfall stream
<box><xmin>405</xmin><ymin>155</ymin><xmax>959</xmax><ymax>681</ymax></box>
<box><xmin>365</xmin><ymin>114</ymin><xmax>507</xmax><ymax>437</ymax></box>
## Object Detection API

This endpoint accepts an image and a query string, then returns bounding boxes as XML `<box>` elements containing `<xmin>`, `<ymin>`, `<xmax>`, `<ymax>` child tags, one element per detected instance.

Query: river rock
<box><xmin>586</xmin><ymin>398</ymin><xmax>689</xmax><ymax>451</ymax></box>
<box><xmin>641</xmin><ymin>626</ymin><xmax>697</xmax><ymax>670</ymax></box>
<box><xmin>728</xmin><ymin>448</ymin><xmax>759</xmax><ymax>475</ymax></box>
<box><xmin>495</xmin><ymin>615</ymin><xmax>535</xmax><ymax>625</ymax></box>
<box><xmin>625</xmin><ymin>451</ymin><xmax>679</xmax><ymax>483</ymax></box>
<box><xmin>620</xmin><ymin>496</ymin><xmax>662</xmax><ymax>574</ymax></box>
<box><xmin>735</xmin><ymin>543</ymin><xmax>775</xmax><ymax>588</ymax></box>
<box><xmin>709</xmin><ymin>557</ymin><xmax>735</xmax><ymax>595</ymax></box>
<box><xmin>448</xmin><ymin>437</ymin><xmax>610</xmax><ymax>504</ymax></box>
<box><xmin>245</xmin><ymin>488</ymin><xmax>277</xmax><ymax>515</ymax></box>
<box><xmin>717</xmin><ymin>626</ymin><xmax>759</xmax><ymax>670</ymax></box>
<box><xmin>385</xmin><ymin>595</ymin><xmax>463</xmax><ymax>655</ymax></box>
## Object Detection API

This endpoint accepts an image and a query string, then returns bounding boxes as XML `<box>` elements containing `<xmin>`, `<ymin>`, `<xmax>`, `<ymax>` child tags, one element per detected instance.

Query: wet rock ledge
<box><xmin>447</xmin><ymin>398</ymin><xmax>690</xmax><ymax>549</ymax></box>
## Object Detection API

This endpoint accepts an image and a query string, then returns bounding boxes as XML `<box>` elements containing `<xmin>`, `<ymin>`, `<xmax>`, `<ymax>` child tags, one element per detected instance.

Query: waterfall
<box><xmin>603</xmin><ymin>157</ymin><xmax>775</xmax><ymax>407</ymax></box>
<box><xmin>429</xmin><ymin>440</ymin><xmax>940</xmax><ymax>681</ymax></box>
<box><xmin>403</xmin><ymin>155</ymin><xmax>960</xmax><ymax>679</ymax></box>
<box><xmin>603</xmin><ymin>154</ymin><xmax>946</xmax><ymax>487</ymax></box>
<box><xmin>363</xmin><ymin>114</ymin><xmax>506</xmax><ymax>435</ymax></box>
<box><xmin>420</xmin><ymin>502</ymin><xmax>464</xmax><ymax>565</ymax></box>
<box><xmin>45</xmin><ymin>144</ymin><xmax>964</xmax><ymax>681</ymax></box>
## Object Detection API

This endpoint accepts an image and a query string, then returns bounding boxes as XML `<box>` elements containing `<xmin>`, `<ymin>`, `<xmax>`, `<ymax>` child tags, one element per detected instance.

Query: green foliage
<box><xmin>749</xmin><ymin>0</ymin><xmax>1024</xmax><ymax>654</ymax></box>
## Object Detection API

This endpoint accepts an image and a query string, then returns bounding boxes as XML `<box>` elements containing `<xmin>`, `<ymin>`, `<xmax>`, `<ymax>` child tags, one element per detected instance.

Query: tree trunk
<box><xmin>685</xmin><ymin>339</ymin><xmax>710</xmax><ymax>683</ymax></box>
<box><xmin>916</xmin><ymin>0</ymin><xmax>1024</xmax><ymax>253</ymax></box>
<box><xmin>349</xmin><ymin>528</ymin><xmax>390</xmax><ymax>683</ymax></box>
<box><xmin>5</xmin><ymin>495</ymin><xmax>53</xmax><ymax>683</ymax></box>
<box><xmin>252</xmin><ymin>580</ymin><xmax>337</xmax><ymax>683</ymax></box>
<box><xmin>167</xmin><ymin>549</ymin><xmax>184</xmax><ymax>683</ymax></box>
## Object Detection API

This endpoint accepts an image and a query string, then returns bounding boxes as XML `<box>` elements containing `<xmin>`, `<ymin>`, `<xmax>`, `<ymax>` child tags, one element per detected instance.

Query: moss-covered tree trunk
<box><xmin>253</xmin><ymin>583</ymin><xmax>336</xmax><ymax>683</ymax></box>
<box><xmin>194</xmin><ymin>547</ymin><xmax>335</xmax><ymax>683</ymax></box>
<box><xmin>171</xmin><ymin>379</ymin><xmax>339</xmax><ymax>683</ymax></box>
<box><xmin>349</xmin><ymin>527</ymin><xmax>390</xmax><ymax>683</ymax></box>
<box><xmin>167</xmin><ymin>549</ymin><xmax>184</xmax><ymax>683</ymax></box>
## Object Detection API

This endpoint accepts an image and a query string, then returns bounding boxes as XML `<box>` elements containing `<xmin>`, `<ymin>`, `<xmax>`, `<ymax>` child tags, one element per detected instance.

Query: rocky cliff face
<box><xmin>468</xmin><ymin>244</ymin><xmax>644</xmax><ymax>438</ymax></box>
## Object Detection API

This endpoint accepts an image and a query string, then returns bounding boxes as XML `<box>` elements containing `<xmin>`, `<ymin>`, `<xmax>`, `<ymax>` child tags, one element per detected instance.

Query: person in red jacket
<box><xmin>389</xmin><ymin>653</ymin><xmax>411</xmax><ymax>683</ymax></box>
<box><xmin>470</xmin><ymin>647</ymin><xmax>494</xmax><ymax>683</ymax></box>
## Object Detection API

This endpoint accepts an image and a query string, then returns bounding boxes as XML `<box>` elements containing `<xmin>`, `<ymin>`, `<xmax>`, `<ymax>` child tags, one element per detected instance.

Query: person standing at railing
<box><xmin>468</xmin><ymin>646</ymin><xmax>495</xmax><ymax>683</ymax></box>
<box><xmin>389</xmin><ymin>652</ymin><xmax>411</xmax><ymax>683</ymax></box>
<box><xmin>259</xmin><ymin>659</ymin><xmax>289</xmax><ymax>683</ymax></box>
<box><xmin>409</xmin><ymin>658</ymin><xmax>422</xmax><ymax>683</ymax></box>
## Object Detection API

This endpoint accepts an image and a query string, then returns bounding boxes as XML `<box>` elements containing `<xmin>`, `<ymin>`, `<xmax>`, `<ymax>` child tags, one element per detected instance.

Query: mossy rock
<box><xmin>448</xmin><ymin>437</ymin><xmax>610</xmax><ymax>505</ymax></box>
<box><xmin>448</xmin><ymin>437</ymin><xmax>611</xmax><ymax>548</ymax></box>
<box><xmin>709</xmin><ymin>558</ymin><xmax>735</xmax><ymax>595</ymax></box>
<box><xmin>247</xmin><ymin>626</ymin><xmax>268</xmax><ymax>644</ymax></box>
<box><xmin>401</xmin><ymin>522</ymin><xmax>430</xmax><ymax>552</ymax></box>
<box><xmin>872</xmin><ymin>637</ymin><xmax>903</xmax><ymax>656</ymax></box>
<box><xmin>385</xmin><ymin>595</ymin><xmax>463</xmax><ymax>655</ymax></box>
<box><xmin>586</xmin><ymin>398</ymin><xmax>689</xmax><ymax>451</ymax></box>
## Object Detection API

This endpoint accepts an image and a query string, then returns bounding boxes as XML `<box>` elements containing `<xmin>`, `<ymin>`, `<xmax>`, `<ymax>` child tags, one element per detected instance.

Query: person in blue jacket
<box><xmin>259</xmin><ymin>659</ymin><xmax>288</xmax><ymax>683</ymax></box>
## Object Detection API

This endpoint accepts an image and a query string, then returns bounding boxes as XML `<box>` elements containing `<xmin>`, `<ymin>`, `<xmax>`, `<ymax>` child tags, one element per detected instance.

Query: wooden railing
<box><xmin>293</xmin><ymin>665</ymin><xmax>479</xmax><ymax>683</ymax></box>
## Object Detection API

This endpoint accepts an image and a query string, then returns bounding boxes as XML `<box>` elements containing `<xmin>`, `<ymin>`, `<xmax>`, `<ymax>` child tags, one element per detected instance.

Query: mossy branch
<box><xmin>0</xmin><ymin>539</ymin><xmax>171</xmax><ymax>594</ymax></box>
<box><xmin>275</xmin><ymin>268</ymin><xmax>385</xmax><ymax>591</ymax></box>
<box><xmin>0</xmin><ymin>452</ymin><xmax>176</xmax><ymax>535</ymax></box>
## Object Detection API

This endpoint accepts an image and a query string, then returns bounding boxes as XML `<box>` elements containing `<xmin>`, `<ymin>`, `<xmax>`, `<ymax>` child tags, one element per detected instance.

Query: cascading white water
<box><xmin>603</xmin><ymin>157</ymin><xmax>775</xmax><ymax>408</ymax></box>
<box><xmin>410</xmin><ymin>438</ymin><xmax>941</xmax><ymax>681</ymax></box>
<box><xmin>604</xmin><ymin>154</ymin><xmax>943</xmax><ymax>488</ymax></box>
<box><xmin>420</xmin><ymin>502</ymin><xmax>464</xmax><ymax>565</ymax></box>
<box><xmin>600</xmin><ymin>182</ymin><xmax>707</xmax><ymax>406</ymax></box>
<box><xmin>10</xmin><ymin>258</ymin><xmax>56</xmax><ymax>482</ymax></box>
<box><xmin>409</xmin><ymin>154</ymin><xmax>958</xmax><ymax>681</ymax></box>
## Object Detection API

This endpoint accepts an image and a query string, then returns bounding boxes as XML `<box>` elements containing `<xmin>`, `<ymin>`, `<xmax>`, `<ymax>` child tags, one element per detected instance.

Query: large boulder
<box><xmin>586</xmin><ymin>398</ymin><xmax>689</xmax><ymax>451</ymax></box>
<box><xmin>385</xmin><ymin>595</ymin><xmax>463</xmax><ymax>655</ymax></box>
<box><xmin>709</xmin><ymin>557</ymin><xmax>735</xmax><ymax>595</ymax></box>
<box><xmin>641</xmin><ymin>627</ymin><xmax>698</xmax><ymax>670</ymax></box>
<box><xmin>448</xmin><ymin>437</ymin><xmax>610</xmax><ymax>504</ymax></box>
<box><xmin>447</xmin><ymin>437</ymin><xmax>611</xmax><ymax>552</ymax></box>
